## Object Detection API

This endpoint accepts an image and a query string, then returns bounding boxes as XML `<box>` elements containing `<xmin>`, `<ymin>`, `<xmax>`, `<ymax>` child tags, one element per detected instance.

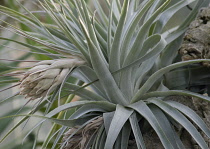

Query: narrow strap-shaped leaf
<box><xmin>0</xmin><ymin>113</ymin><xmax>89</xmax><ymax>127</ymax></box>
<box><xmin>16</xmin><ymin>0</ymin><xmax>64</xmax><ymax>48</ymax></box>
<box><xmin>120</xmin><ymin>0</ymin><xmax>155</xmax><ymax>64</ymax></box>
<box><xmin>97</xmin><ymin>127</ymin><xmax>107</xmax><ymax>149</ymax></box>
<box><xmin>165</xmin><ymin>0</ymin><xmax>206</xmax><ymax>44</ymax></box>
<box><xmin>107</xmin><ymin>0</ymin><xmax>114</xmax><ymax>56</ymax></box>
<box><xmin>51</xmin><ymin>127</ymin><xmax>67</xmax><ymax>149</ymax></box>
<box><xmin>140</xmin><ymin>90</ymin><xmax>210</xmax><ymax>102</ymax></box>
<box><xmin>134</xmin><ymin>33</ymin><xmax>166</xmax><ymax>67</ymax></box>
<box><xmin>79</xmin><ymin>17</ymin><xmax>128</xmax><ymax>105</ymax></box>
<box><xmin>1</xmin><ymin>20</ymin><xmax>75</xmax><ymax>56</ymax></box>
<box><xmin>92</xmin><ymin>15</ymin><xmax>108</xmax><ymax>59</ymax></box>
<box><xmin>154</xmin><ymin>0</ymin><xmax>196</xmax><ymax>33</ymax></box>
<box><xmin>0</xmin><ymin>78</ymin><xmax>19</xmax><ymax>84</ymax></box>
<box><xmin>93</xmin><ymin>124</ymin><xmax>105</xmax><ymax>149</ymax></box>
<box><xmin>129</xmin><ymin>101</ymin><xmax>176</xmax><ymax>149</ymax></box>
<box><xmin>79</xmin><ymin>0</ymin><xmax>105</xmax><ymax>59</ymax></box>
<box><xmin>116</xmin><ymin>0</ymin><xmax>122</xmax><ymax>12</ymax></box>
<box><xmin>72</xmin><ymin>0</ymin><xmax>86</xmax><ymax>23</ymax></box>
<box><xmin>93</xmin><ymin>0</ymin><xmax>109</xmax><ymax>27</ymax></box>
<box><xmin>69</xmin><ymin>104</ymin><xmax>106</xmax><ymax>120</ymax></box>
<box><xmin>159</xmin><ymin>0</ymin><xmax>206</xmax><ymax>65</ymax></box>
<box><xmin>103</xmin><ymin>111</ymin><xmax>115</xmax><ymax>134</ymax></box>
<box><xmin>149</xmin><ymin>104</ymin><xmax>183</xmax><ymax>149</ymax></box>
<box><xmin>73</xmin><ymin>66</ymin><xmax>107</xmax><ymax>98</ymax></box>
<box><xmin>43</xmin><ymin>92</ymin><xmax>76</xmax><ymax>148</ymax></box>
<box><xmin>123</xmin><ymin>0</ymin><xmax>170</xmax><ymax>66</ymax></box>
<box><xmin>119</xmin><ymin>35</ymin><xmax>166</xmax><ymax>72</ymax></box>
<box><xmin>0</xmin><ymin>107</ymin><xmax>30</xmax><ymax>134</ymax></box>
<box><xmin>143</xmin><ymin>0</ymin><xmax>162</xmax><ymax>22</ymax></box>
<box><xmin>49</xmin><ymin>116</ymin><xmax>96</xmax><ymax>127</ymax></box>
<box><xmin>119</xmin><ymin>34</ymin><xmax>166</xmax><ymax>100</ymax></box>
<box><xmin>150</xmin><ymin>99</ymin><xmax>209</xmax><ymax>149</ymax></box>
<box><xmin>166</xmin><ymin>65</ymin><xmax>210</xmax><ymax>90</ymax></box>
<box><xmin>20</xmin><ymin>101</ymin><xmax>116</xmax><ymax>143</ymax></box>
<box><xmin>1</xmin><ymin>8</ymin><xmax>62</xmax><ymax>49</ymax></box>
<box><xmin>95</xmin><ymin>28</ymin><xmax>108</xmax><ymax>56</ymax></box>
<box><xmin>0</xmin><ymin>92</ymin><xmax>19</xmax><ymax>105</ymax></box>
<box><xmin>104</xmin><ymin>105</ymin><xmax>133</xmax><ymax>149</ymax></box>
<box><xmin>0</xmin><ymin>5</ymin><xmax>38</xmax><ymax>25</ymax></box>
<box><xmin>55</xmin><ymin>1</ymin><xmax>88</xmax><ymax>48</ymax></box>
<box><xmin>134</xmin><ymin>57</ymin><xmax>157</xmax><ymax>92</ymax></box>
<box><xmin>109</xmin><ymin>0</ymin><xmax>129</xmax><ymax>81</ymax></box>
<box><xmin>129</xmin><ymin>113</ymin><xmax>146</xmax><ymax>149</ymax></box>
<box><xmin>114</xmin><ymin>131</ymin><xmax>122</xmax><ymax>149</ymax></box>
<box><xmin>60</xmin><ymin>1</ymin><xmax>81</xmax><ymax>31</ymax></box>
<box><xmin>44</xmin><ymin>86</ymin><xmax>61</xmax><ymax>114</ymax></box>
<box><xmin>126</xmin><ymin>0</ymin><xmax>135</xmax><ymax>19</ymax></box>
<box><xmin>65</xmin><ymin>83</ymin><xmax>106</xmax><ymax>101</ymax></box>
<box><xmin>132</xmin><ymin>59</ymin><xmax>210</xmax><ymax>103</ymax></box>
<box><xmin>112</xmin><ymin>0</ymin><xmax>121</xmax><ymax>20</ymax></box>
<box><xmin>157</xmin><ymin>35</ymin><xmax>183</xmax><ymax>69</ymax></box>
<box><xmin>121</xmin><ymin>122</ymin><xmax>131</xmax><ymax>149</ymax></box>
<box><xmin>41</xmin><ymin>1</ymin><xmax>90</xmax><ymax>62</ymax></box>
<box><xmin>46</xmin><ymin>101</ymin><xmax>116</xmax><ymax>117</ymax></box>
<box><xmin>103</xmin><ymin>0</ymin><xmax>120</xmax><ymax>27</ymax></box>
<box><xmin>166</xmin><ymin>101</ymin><xmax>210</xmax><ymax>138</ymax></box>
<box><xmin>176</xmin><ymin>0</ymin><xmax>205</xmax><ymax>32</ymax></box>
<box><xmin>0</xmin><ymin>100</ymin><xmax>48</xmax><ymax>143</ymax></box>
<box><xmin>94</xmin><ymin>21</ymin><xmax>108</xmax><ymax>42</ymax></box>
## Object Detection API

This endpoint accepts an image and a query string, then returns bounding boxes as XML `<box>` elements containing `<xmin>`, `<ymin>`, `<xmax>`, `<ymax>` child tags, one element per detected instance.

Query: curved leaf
<box><xmin>79</xmin><ymin>18</ymin><xmax>128</xmax><ymax>105</ymax></box>
<box><xmin>69</xmin><ymin>104</ymin><xmax>106</xmax><ymax>120</ymax></box>
<box><xmin>120</xmin><ymin>0</ymin><xmax>155</xmax><ymax>63</ymax></box>
<box><xmin>129</xmin><ymin>113</ymin><xmax>145</xmax><ymax>149</ymax></box>
<box><xmin>149</xmin><ymin>104</ymin><xmax>185</xmax><ymax>149</ymax></box>
<box><xmin>104</xmin><ymin>105</ymin><xmax>133</xmax><ymax>149</ymax></box>
<box><xmin>154</xmin><ymin>0</ymin><xmax>196</xmax><ymax>33</ymax></box>
<box><xmin>141</xmin><ymin>90</ymin><xmax>210</xmax><ymax>102</ymax></box>
<box><xmin>119</xmin><ymin>34</ymin><xmax>166</xmax><ymax>100</ymax></box>
<box><xmin>0</xmin><ymin>100</ymin><xmax>48</xmax><ymax>143</ymax></box>
<box><xmin>120</xmin><ymin>122</ymin><xmax>131</xmax><ymax>149</ymax></box>
<box><xmin>123</xmin><ymin>0</ymin><xmax>170</xmax><ymax>65</ymax></box>
<box><xmin>65</xmin><ymin>83</ymin><xmax>106</xmax><ymax>101</ymax></box>
<box><xmin>109</xmin><ymin>0</ymin><xmax>129</xmax><ymax>79</ymax></box>
<box><xmin>73</xmin><ymin>66</ymin><xmax>107</xmax><ymax>98</ymax></box>
<box><xmin>129</xmin><ymin>101</ymin><xmax>176</xmax><ymax>149</ymax></box>
<box><xmin>150</xmin><ymin>99</ymin><xmax>209</xmax><ymax>149</ymax></box>
<box><xmin>132</xmin><ymin>59</ymin><xmax>210</xmax><ymax>103</ymax></box>
<box><xmin>15</xmin><ymin>101</ymin><xmax>115</xmax><ymax>144</ymax></box>
<box><xmin>166</xmin><ymin>101</ymin><xmax>210</xmax><ymax>138</ymax></box>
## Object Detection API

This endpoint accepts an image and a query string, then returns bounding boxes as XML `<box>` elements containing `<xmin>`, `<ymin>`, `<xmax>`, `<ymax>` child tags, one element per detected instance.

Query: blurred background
<box><xmin>0</xmin><ymin>1</ymin><xmax>53</xmax><ymax>148</ymax></box>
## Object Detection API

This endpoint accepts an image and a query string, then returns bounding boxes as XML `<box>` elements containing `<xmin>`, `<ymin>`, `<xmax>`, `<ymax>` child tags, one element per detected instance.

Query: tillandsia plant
<box><xmin>1</xmin><ymin>0</ymin><xmax>210</xmax><ymax>149</ymax></box>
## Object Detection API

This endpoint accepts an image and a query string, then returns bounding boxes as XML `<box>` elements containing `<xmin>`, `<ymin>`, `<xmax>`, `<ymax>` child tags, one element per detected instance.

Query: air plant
<box><xmin>0</xmin><ymin>0</ymin><xmax>210</xmax><ymax>149</ymax></box>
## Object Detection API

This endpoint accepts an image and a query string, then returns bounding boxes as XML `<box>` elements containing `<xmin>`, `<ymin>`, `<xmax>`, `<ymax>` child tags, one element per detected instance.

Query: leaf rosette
<box><xmin>1</xmin><ymin>0</ymin><xmax>210</xmax><ymax>149</ymax></box>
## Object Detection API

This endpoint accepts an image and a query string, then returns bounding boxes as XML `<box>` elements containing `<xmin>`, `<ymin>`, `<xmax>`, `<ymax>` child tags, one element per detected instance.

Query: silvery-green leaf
<box><xmin>151</xmin><ymin>99</ymin><xmax>209</xmax><ymax>149</ymax></box>
<box><xmin>104</xmin><ymin>105</ymin><xmax>133</xmax><ymax>149</ymax></box>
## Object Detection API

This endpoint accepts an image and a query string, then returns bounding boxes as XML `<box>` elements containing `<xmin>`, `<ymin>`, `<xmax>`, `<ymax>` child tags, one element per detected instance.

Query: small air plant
<box><xmin>19</xmin><ymin>57</ymin><xmax>86</xmax><ymax>100</ymax></box>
